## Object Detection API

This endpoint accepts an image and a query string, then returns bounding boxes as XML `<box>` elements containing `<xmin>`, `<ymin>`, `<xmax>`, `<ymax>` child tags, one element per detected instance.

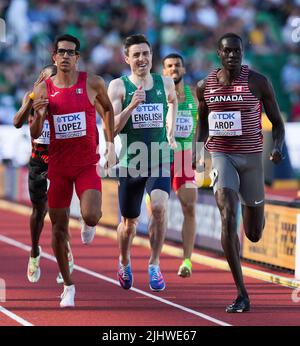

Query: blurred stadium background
<box><xmin>0</xmin><ymin>0</ymin><xmax>300</xmax><ymax>273</ymax></box>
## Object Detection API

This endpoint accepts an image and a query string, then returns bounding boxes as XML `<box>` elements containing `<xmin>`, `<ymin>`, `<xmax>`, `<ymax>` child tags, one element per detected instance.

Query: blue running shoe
<box><xmin>118</xmin><ymin>262</ymin><xmax>133</xmax><ymax>290</ymax></box>
<box><xmin>148</xmin><ymin>265</ymin><xmax>165</xmax><ymax>292</ymax></box>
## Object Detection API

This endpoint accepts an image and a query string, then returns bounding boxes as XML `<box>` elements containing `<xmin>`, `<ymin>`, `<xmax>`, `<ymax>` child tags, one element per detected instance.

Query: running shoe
<box><xmin>117</xmin><ymin>262</ymin><xmax>133</xmax><ymax>290</ymax></box>
<box><xmin>56</xmin><ymin>242</ymin><xmax>74</xmax><ymax>284</ymax></box>
<box><xmin>148</xmin><ymin>265</ymin><xmax>165</xmax><ymax>292</ymax></box>
<box><xmin>60</xmin><ymin>284</ymin><xmax>75</xmax><ymax>308</ymax></box>
<box><xmin>177</xmin><ymin>258</ymin><xmax>192</xmax><ymax>278</ymax></box>
<box><xmin>80</xmin><ymin>218</ymin><xmax>96</xmax><ymax>245</ymax></box>
<box><xmin>27</xmin><ymin>246</ymin><xmax>42</xmax><ymax>283</ymax></box>
<box><xmin>226</xmin><ymin>296</ymin><xmax>250</xmax><ymax>313</ymax></box>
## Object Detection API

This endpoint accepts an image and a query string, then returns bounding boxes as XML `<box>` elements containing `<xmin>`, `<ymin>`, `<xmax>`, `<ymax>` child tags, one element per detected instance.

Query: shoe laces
<box><xmin>29</xmin><ymin>257</ymin><xmax>39</xmax><ymax>271</ymax></box>
<box><xmin>119</xmin><ymin>264</ymin><xmax>131</xmax><ymax>281</ymax></box>
<box><xmin>149</xmin><ymin>266</ymin><xmax>161</xmax><ymax>281</ymax></box>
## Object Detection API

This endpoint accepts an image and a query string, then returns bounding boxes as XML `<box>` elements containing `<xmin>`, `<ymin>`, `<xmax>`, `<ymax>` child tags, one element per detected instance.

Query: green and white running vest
<box><xmin>119</xmin><ymin>73</ymin><xmax>173</xmax><ymax>169</ymax></box>
<box><xmin>174</xmin><ymin>85</ymin><xmax>197</xmax><ymax>152</ymax></box>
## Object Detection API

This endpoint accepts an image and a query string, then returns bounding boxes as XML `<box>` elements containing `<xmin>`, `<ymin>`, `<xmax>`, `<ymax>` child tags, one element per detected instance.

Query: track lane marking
<box><xmin>0</xmin><ymin>234</ymin><xmax>231</xmax><ymax>327</ymax></box>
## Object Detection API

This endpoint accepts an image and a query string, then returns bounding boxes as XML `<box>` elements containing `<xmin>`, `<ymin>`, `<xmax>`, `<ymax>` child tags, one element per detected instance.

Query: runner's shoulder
<box><xmin>196</xmin><ymin>78</ymin><xmax>207</xmax><ymax>99</ymax></box>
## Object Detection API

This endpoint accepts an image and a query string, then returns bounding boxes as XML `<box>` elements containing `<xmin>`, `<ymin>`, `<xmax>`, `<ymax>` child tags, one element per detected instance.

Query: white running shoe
<box><xmin>60</xmin><ymin>284</ymin><xmax>75</xmax><ymax>308</ymax></box>
<box><xmin>80</xmin><ymin>218</ymin><xmax>96</xmax><ymax>245</ymax></box>
<box><xmin>27</xmin><ymin>246</ymin><xmax>42</xmax><ymax>283</ymax></box>
<box><xmin>56</xmin><ymin>242</ymin><xmax>74</xmax><ymax>284</ymax></box>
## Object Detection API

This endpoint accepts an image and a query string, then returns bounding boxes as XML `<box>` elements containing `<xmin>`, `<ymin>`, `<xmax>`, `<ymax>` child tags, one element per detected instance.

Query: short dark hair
<box><xmin>162</xmin><ymin>53</ymin><xmax>184</xmax><ymax>67</ymax></box>
<box><xmin>123</xmin><ymin>34</ymin><xmax>151</xmax><ymax>56</ymax></box>
<box><xmin>217</xmin><ymin>33</ymin><xmax>243</xmax><ymax>49</ymax></box>
<box><xmin>54</xmin><ymin>34</ymin><xmax>80</xmax><ymax>52</ymax></box>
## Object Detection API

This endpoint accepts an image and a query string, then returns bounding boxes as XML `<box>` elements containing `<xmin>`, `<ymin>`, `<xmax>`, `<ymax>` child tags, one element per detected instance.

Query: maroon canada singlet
<box><xmin>204</xmin><ymin>65</ymin><xmax>263</xmax><ymax>154</ymax></box>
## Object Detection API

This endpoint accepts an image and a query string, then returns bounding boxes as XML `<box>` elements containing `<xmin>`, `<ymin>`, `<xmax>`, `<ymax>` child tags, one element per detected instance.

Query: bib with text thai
<box><xmin>175</xmin><ymin>109</ymin><xmax>193</xmax><ymax>138</ymax></box>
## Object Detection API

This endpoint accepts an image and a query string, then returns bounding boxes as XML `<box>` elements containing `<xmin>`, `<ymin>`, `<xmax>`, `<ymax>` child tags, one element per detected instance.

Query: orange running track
<box><xmin>1</xmin><ymin>204</ymin><xmax>300</xmax><ymax>327</ymax></box>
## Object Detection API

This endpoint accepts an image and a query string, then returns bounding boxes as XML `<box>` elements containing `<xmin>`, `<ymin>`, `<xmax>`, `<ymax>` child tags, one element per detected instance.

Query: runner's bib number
<box><xmin>208</xmin><ymin>111</ymin><xmax>242</xmax><ymax>136</ymax></box>
<box><xmin>131</xmin><ymin>103</ymin><xmax>163</xmax><ymax>129</ymax></box>
<box><xmin>33</xmin><ymin>120</ymin><xmax>50</xmax><ymax>144</ymax></box>
<box><xmin>175</xmin><ymin>110</ymin><xmax>193</xmax><ymax>138</ymax></box>
<box><xmin>53</xmin><ymin>111</ymin><xmax>86</xmax><ymax>139</ymax></box>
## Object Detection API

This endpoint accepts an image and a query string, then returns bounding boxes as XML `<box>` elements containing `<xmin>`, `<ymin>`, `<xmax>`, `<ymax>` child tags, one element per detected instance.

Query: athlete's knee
<box><xmin>52</xmin><ymin>227</ymin><xmax>68</xmax><ymax>243</ymax></box>
<box><xmin>151</xmin><ymin>202</ymin><xmax>166</xmax><ymax>221</ymax></box>
<box><xmin>122</xmin><ymin>218</ymin><xmax>137</xmax><ymax>237</ymax></box>
<box><xmin>83</xmin><ymin>212</ymin><xmax>101</xmax><ymax>227</ymax></box>
<box><xmin>32</xmin><ymin>203</ymin><xmax>47</xmax><ymax>221</ymax></box>
<box><xmin>181</xmin><ymin>201</ymin><xmax>196</xmax><ymax>218</ymax></box>
<box><xmin>245</xmin><ymin>228</ymin><xmax>263</xmax><ymax>243</ymax></box>
<box><xmin>220</xmin><ymin>207</ymin><xmax>237</xmax><ymax>226</ymax></box>
<box><xmin>81</xmin><ymin>208</ymin><xmax>102</xmax><ymax>226</ymax></box>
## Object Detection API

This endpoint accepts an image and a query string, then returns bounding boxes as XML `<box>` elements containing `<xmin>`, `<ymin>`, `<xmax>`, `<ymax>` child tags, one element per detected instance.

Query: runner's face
<box><xmin>218</xmin><ymin>38</ymin><xmax>243</xmax><ymax>70</ymax></box>
<box><xmin>163</xmin><ymin>58</ymin><xmax>185</xmax><ymax>84</ymax></box>
<box><xmin>54</xmin><ymin>41</ymin><xmax>79</xmax><ymax>72</ymax></box>
<box><xmin>125</xmin><ymin>43</ymin><xmax>152</xmax><ymax>77</ymax></box>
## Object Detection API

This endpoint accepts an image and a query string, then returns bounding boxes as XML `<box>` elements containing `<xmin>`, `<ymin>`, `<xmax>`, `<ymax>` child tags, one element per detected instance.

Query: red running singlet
<box><xmin>45</xmin><ymin>72</ymin><xmax>100</xmax><ymax>167</ymax></box>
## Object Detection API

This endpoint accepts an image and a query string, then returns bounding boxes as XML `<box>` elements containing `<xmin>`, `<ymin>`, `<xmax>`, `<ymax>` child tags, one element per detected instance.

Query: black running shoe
<box><xmin>226</xmin><ymin>296</ymin><xmax>250</xmax><ymax>313</ymax></box>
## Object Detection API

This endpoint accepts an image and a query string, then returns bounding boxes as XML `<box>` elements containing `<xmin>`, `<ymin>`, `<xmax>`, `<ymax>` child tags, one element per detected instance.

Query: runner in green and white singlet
<box><xmin>146</xmin><ymin>53</ymin><xmax>198</xmax><ymax>278</ymax></box>
<box><xmin>108</xmin><ymin>34</ymin><xmax>177</xmax><ymax>293</ymax></box>
<box><xmin>119</xmin><ymin>72</ymin><xmax>171</xmax><ymax>170</ymax></box>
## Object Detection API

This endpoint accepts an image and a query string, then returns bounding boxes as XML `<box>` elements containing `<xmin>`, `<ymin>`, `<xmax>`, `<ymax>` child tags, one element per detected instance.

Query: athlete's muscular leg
<box><xmin>215</xmin><ymin>188</ymin><xmax>248</xmax><ymax>298</ymax></box>
<box><xmin>118</xmin><ymin>217</ymin><xmax>138</xmax><ymax>265</ymax></box>
<box><xmin>80</xmin><ymin>189</ymin><xmax>102</xmax><ymax>226</ymax></box>
<box><xmin>177</xmin><ymin>185</ymin><xmax>197</xmax><ymax>259</ymax></box>
<box><xmin>49</xmin><ymin>207</ymin><xmax>73</xmax><ymax>286</ymax></box>
<box><xmin>30</xmin><ymin>200</ymin><xmax>48</xmax><ymax>258</ymax></box>
<box><xmin>242</xmin><ymin>205</ymin><xmax>265</xmax><ymax>242</ymax></box>
<box><xmin>148</xmin><ymin>189</ymin><xmax>168</xmax><ymax>265</ymax></box>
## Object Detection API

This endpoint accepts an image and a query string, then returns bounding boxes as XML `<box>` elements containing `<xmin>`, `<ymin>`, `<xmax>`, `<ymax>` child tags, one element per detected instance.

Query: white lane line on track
<box><xmin>0</xmin><ymin>306</ymin><xmax>33</xmax><ymax>326</ymax></box>
<box><xmin>0</xmin><ymin>234</ymin><xmax>231</xmax><ymax>327</ymax></box>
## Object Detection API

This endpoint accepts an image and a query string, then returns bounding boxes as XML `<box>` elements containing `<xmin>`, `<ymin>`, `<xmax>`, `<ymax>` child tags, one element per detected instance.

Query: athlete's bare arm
<box><xmin>88</xmin><ymin>74</ymin><xmax>116</xmax><ymax>169</ymax></box>
<box><xmin>192</xmin><ymin>79</ymin><xmax>208</xmax><ymax>169</ymax></box>
<box><xmin>13</xmin><ymin>92</ymin><xmax>33</xmax><ymax>128</ymax></box>
<box><xmin>88</xmin><ymin>74</ymin><xmax>115</xmax><ymax>144</ymax></box>
<box><xmin>30</xmin><ymin>82</ymin><xmax>48</xmax><ymax>139</ymax></box>
<box><xmin>108</xmin><ymin>78</ymin><xmax>145</xmax><ymax>136</ymax></box>
<box><xmin>249</xmin><ymin>70</ymin><xmax>285</xmax><ymax>164</ymax></box>
<box><xmin>162</xmin><ymin>75</ymin><xmax>177</xmax><ymax>149</ymax></box>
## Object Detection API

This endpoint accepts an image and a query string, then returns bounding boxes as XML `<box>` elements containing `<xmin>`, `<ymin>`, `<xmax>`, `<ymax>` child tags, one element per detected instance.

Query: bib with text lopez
<box><xmin>53</xmin><ymin>111</ymin><xmax>86</xmax><ymax>139</ymax></box>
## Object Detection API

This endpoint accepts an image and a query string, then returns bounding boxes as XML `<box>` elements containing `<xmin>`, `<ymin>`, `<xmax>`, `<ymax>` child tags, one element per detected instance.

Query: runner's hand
<box><xmin>32</xmin><ymin>98</ymin><xmax>49</xmax><ymax>112</ymax></box>
<box><xmin>270</xmin><ymin>148</ymin><xmax>284</xmax><ymax>164</ymax></box>
<box><xmin>131</xmin><ymin>85</ymin><xmax>146</xmax><ymax>108</ymax></box>
<box><xmin>167</xmin><ymin>133</ymin><xmax>177</xmax><ymax>149</ymax></box>
<box><xmin>104</xmin><ymin>143</ymin><xmax>118</xmax><ymax>176</ymax></box>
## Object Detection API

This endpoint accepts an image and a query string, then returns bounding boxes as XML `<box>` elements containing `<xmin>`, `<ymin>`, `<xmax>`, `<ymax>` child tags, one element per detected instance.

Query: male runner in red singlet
<box><xmin>31</xmin><ymin>34</ymin><xmax>115</xmax><ymax>308</ymax></box>
<box><xmin>193</xmin><ymin>33</ymin><xmax>285</xmax><ymax>312</ymax></box>
<box><xmin>13</xmin><ymin>65</ymin><xmax>76</xmax><ymax>285</ymax></box>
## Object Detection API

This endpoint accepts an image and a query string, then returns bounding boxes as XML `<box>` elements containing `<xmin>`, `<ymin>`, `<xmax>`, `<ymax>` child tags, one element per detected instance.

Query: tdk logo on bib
<box><xmin>53</xmin><ymin>111</ymin><xmax>87</xmax><ymax>139</ymax></box>
<box><xmin>208</xmin><ymin>111</ymin><xmax>242</xmax><ymax>136</ymax></box>
<box><xmin>136</xmin><ymin>104</ymin><xmax>160</xmax><ymax>112</ymax></box>
<box><xmin>57</xmin><ymin>114</ymin><xmax>82</xmax><ymax>122</ymax></box>
<box><xmin>132</xmin><ymin>103</ymin><xmax>163</xmax><ymax>129</ymax></box>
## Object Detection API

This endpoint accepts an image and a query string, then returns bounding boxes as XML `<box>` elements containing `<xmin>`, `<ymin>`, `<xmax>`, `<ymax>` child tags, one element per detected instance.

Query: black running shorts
<box><xmin>28</xmin><ymin>158</ymin><xmax>48</xmax><ymax>205</ymax></box>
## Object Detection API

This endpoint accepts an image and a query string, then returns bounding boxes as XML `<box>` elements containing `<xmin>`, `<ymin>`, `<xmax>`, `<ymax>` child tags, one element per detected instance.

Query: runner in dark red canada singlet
<box><xmin>30</xmin><ymin>34</ymin><xmax>115</xmax><ymax>308</ymax></box>
<box><xmin>193</xmin><ymin>33</ymin><xmax>285</xmax><ymax>313</ymax></box>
